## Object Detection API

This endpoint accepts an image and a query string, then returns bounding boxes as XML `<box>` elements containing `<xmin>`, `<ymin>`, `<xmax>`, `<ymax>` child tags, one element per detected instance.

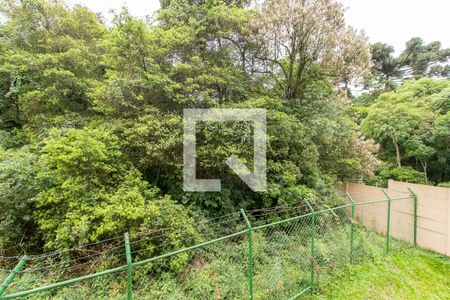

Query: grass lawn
<box><xmin>311</xmin><ymin>247</ymin><xmax>450</xmax><ymax>300</ymax></box>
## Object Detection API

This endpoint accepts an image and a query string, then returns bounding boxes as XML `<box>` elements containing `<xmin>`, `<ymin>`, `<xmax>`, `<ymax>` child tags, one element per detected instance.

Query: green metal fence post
<box><xmin>382</xmin><ymin>190</ymin><xmax>392</xmax><ymax>254</ymax></box>
<box><xmin>304</xmin><ymin>199</ymin><xmax>315</xmax><ymax>292</ymax></box>
<box><xmin>345</xmin><ymin>192</ymin><xmax>356</xmax><ymax>264</ymax></box>
<box><xmin>407</xmin><ymin>188</ymin><xmax>418</xmax><ymax>247</ymax></box>
<box><xmin>240</xmin><ymin>209</ymin><xmax>254</xmax><ymax>300</ymax></box>
<box><xmin>0</xmin><ymin>255</ymin><xmax>28</xmax><ymax>297</ymax></box>
<box><xmin>124</xmin><ymin>233</ymin><xmax>133</xmax><ymax>300</ymax></box>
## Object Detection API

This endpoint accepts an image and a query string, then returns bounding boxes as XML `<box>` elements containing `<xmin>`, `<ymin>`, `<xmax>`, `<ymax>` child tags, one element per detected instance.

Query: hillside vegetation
<box><xmin>0</xmin><ymin>1</ymin><xmax>449</xmax><ymax>297</ymax></box>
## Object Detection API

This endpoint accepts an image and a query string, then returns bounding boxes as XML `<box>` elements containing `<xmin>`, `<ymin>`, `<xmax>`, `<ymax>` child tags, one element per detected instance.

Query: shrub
<box><xmin>371</xmin><ymin>165</ymin><xmax>428</xmax><ymax>187</ymax></box>
<box><xmin>33</xmin><ymin>127</ymin><xmax>198</xmax><ymax>253</ymax></box>
<box><xmin>0</xmin><ymin>146</ymin><xmax>40</xmax><ymax>253</ymax></box>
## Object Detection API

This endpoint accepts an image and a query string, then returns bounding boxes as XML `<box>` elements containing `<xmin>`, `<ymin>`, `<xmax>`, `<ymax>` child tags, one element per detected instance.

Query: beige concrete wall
<box><xmin>344</xmin><ymin>180</ymin><xmax>450</xmax><ymax>256</ymax></box>
<box><xmin>345</xmin><ymin>183</ymin><xmax>388</xmax><ymax>235</ymax></box>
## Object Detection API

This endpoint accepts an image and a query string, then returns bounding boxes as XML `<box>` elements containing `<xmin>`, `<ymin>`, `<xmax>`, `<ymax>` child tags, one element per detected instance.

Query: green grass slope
<box><xmin>311</xmin><ymin>248</ymin><xmax>450</xmax><ymax>300</ymax></box>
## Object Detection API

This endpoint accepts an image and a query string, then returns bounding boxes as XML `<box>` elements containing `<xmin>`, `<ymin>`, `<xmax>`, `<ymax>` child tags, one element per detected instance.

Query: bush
<box><xmin>0</xmin><ymin>146</ymin><xmax>40</xmax><ymax>253</ymax></box>
<box><xmin>371</xmin><ymin>166</ymin><xmax>428</xmax><ymax>187</ymax></box>
<box><xmin>33</xmin><ymin>127</ymin><xmax>198</xmax><ymax>253</ymax></box>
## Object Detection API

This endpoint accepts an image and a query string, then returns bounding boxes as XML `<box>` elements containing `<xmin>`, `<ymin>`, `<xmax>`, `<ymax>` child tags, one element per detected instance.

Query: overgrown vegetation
<box><xmin>0</xmin><ymin>0</ymin><xmax>382</xmax><ymax>255</ymax></box>
<box><xmin>1</xmin><ymin>204</ymin><xmax>420</xmax><ymax>299</ymax></box>
<box><xmin>358</xmin><ymin>79</ymin><xmax>450</xmax><ymax>185</ymax></box>
<box><xmin>0</xmin><ymin>0</ymin><xmax>449</xmax><ymax>297</ymax></box>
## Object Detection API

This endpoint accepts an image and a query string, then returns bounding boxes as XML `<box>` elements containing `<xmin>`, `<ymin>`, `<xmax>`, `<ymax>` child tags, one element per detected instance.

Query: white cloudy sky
<box><xmin>66</xmin><ymin>0</ymin><xmax>450</xmax><ymax>53</ymax></box>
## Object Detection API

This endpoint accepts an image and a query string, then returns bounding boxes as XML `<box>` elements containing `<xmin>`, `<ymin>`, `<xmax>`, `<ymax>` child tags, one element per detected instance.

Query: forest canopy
<box><xmin>0</xmin><ymin>0</ymin><xmax>448</xmax><ymax>255</ymax></box>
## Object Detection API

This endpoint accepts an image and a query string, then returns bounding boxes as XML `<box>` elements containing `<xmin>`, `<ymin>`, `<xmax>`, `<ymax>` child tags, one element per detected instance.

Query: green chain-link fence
<box><xmin>0</xmin><ymin>190</ymin><xmax>416</xmax><ymax>299</ymax></box>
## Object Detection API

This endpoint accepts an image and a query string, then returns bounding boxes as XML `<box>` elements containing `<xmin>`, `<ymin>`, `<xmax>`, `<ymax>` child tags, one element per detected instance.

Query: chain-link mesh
<box><xmin>313</xmin><ymin>206</ymin><xmax>352</xmax><ymax>286</ymax></box>
<box><xmin>350</xmin><ymin>191</ymin><xmax>415</xmax><ymax>260</ymax></box>
<box><xmin>132</xmin><ymin>234</ymin><xmax>248</xmax><ymax>299</ymax></box>
<box><xmin>0</xmin><ymin>237</ymin><xmax>127</xmax><ymax>299</ymax></box>
<box><xmin>1</xmin><ymin>255</ymin><xmax>128</xmax><ymax>298</ymax></box>
<box><xmin>128</xmin><ymin>213</ymin><xmax>248</xmax><ymax>299</ymax></box>
<box><xmin>0</xmin><ymin>195</ymin><xmax>417</xmax><ymax>299</ymax></box>
<box><xmin>351</xmin><ymin>200</ymin><xmax>387</xmax><ymax>264</ymax></box>
<box><xmin>9</xmin><ymin>271</ymin><xmax>128</xmax><ymax>299</ymax></box>
<box><xmin>252</xmin><ymin>214</ymin><xmax>312</xmax><ymax>300</ymax></box>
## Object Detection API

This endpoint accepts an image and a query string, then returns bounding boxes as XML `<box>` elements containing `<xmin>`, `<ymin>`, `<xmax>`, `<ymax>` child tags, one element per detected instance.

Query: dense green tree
<box><xmin>0</xmin><ymin>146</ymin><xmax>40</xmax><ymax>253</ymax></box>
<box><xmin>0</xmin><ymin>0</ymin><xmax>106</xmax><ymax>136</ymax></box>
<box><xmin>252</xmin><ymin>0</ymin><xmax>370</xmax><ymax>100</ymax></box>
<box><xmin>370</xmin><ymin>38</ymin><xmax>450</xmax><ymax>92</ymax></box>
<box><xmin>430</xmin><ymin>112</ymin><xmax>450</xmax><ymax>183</ymax></box>
<box><xmin>0</xmin><ymin>0</ymin><xmax>380</xmax><ymax>255</ymax></box>
<box><xmin>361</xmin><ymin>78</ymin><xmax>450</xmax><ymax>183</ymax></box>
<box><xmin>33</xmin><ymin>127</ymin><xmax>196</xmax><ymax>250</ymax></box>
<box><xmin>370</xmin><ymin>164</ymin><xmax>428</xmax><ymax>187</ymax></box>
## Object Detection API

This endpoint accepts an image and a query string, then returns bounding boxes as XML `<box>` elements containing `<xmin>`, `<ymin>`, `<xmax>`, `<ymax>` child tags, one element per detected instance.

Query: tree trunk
<box><xmin>420</xmin><ymin>160</ymin><xmax>428</xmax><ymax>182</ymax></box>
<box><xmin>392</xmin><ymin>137</ymin><xmax>401</xmax><ymax>167</ymax></box>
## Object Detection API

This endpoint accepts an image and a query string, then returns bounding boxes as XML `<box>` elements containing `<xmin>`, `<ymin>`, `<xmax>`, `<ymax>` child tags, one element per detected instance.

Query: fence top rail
<box><xmin>353</xmin><ymin>196</ymin><xmax>411</xmax><ymax>206</ymax></box>
<box><xmin>0</xmin><ymin>211</ymin><xmax>243</xmax><ymax>260</ymax></box>
<box><xmin>0</xmin><ymin>195</ymin><xmax>411</xmax><ymax>262</ymax></box>
<box><xmin>0</xmin><ymin>229</ymin><xmax>248</xmax><ymax>299</ymax></box>
<box><xmin>0</xmin><ymin>194</ymin><xmax>413</xmax><ymax>299</ymax></box>
<box><xmin>252</xmin><ymin>212</ymin><xmax>314</xmax><ymax>230</ymax></box>
<box><xmin>236</xmin><ymin>196</ymin><xmax>411</xmax><ymax>231</ymax></box>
